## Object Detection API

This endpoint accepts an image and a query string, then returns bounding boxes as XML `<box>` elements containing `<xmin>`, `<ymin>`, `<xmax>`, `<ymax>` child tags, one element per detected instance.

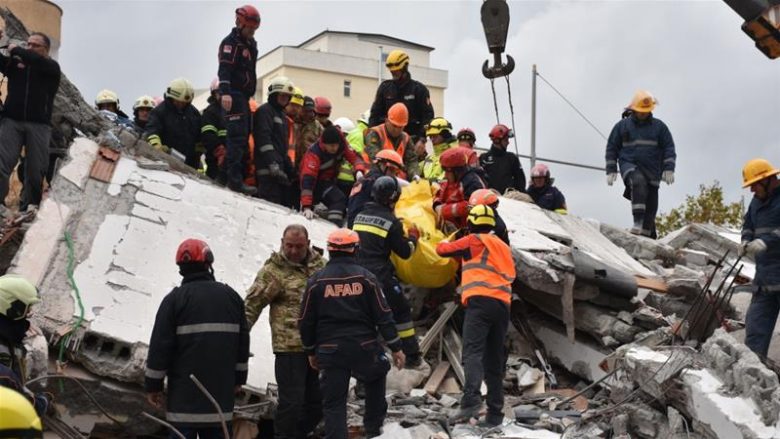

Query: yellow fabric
<box><xmin>391</xmin><ymin>180</ymin><xmax>458</xmax><ymax>288</ymax></box>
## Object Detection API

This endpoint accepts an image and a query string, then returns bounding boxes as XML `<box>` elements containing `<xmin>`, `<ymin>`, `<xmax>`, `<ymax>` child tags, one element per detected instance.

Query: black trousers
<box><xmin>314</xmin><ymin>181</ymin><xmax>347</xmax><ymax>225</ymax></box>
<box><xmin>317</xmin><ymin>341</ymin><xmax>390</xmax><ymax>439</ymax></box>
<box><xmin>274</xmin><ymin>352</ymin><xmax>322</xmax><ymax>439</ymax></box>
<box><xmin>381</xmin><ymin>277</ymin><xmax>420</xmax><ymax>360</ymax></box>
<box><xmin>627</xmin><ymin>169</ymin><xmax>659</xmax><ymax>238</ymax></box>
<box><xmin>223</xmin><ymin>93</ymin><xmax>250</xmax><ymax>189</ymax></box>
<box><xmin>0</xmin><ymin>119</ymin><xmax>51</xmax><ymax>208</ymax></box>
<box><xmin>460</xmin><ymin>296</ymin><xmax>509</xmax><ymax>418</ymax></box>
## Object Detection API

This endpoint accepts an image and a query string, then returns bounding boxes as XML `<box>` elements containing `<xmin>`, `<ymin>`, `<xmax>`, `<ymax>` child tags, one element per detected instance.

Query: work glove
<box><xmin>268</xmin><ymin>163</ymin><xmax>290</xmax><ymax>185</ymax></box>
<box><xmin>662</xmin><ymin>170</ymin><xmax>675</xmax><ymax>185</ymax></box>
<box><xmin>746</xmin><ymin>239</ymin><xmax>767</xmax><ymax>257</ymax></box>
<box><xmin>303</xmin><ymin>208</ymin><xmax>314</xmax><ymax>220</ymax></box>
<box><xmin>214</xmin><ymin>145</ymin><xmax>226</xmax><ymax>167</ymax></box>
<box><xmin>606</xmin><ymin>172</ymin><xmax>618</xmax><ymax>186</ymax></box>
<box><xmin>738</xmin><ymin>241</ymin><xmax>748</xmax><ymax>257</ymax></box>
<box><xmin>355</xmin><ymin>171</ymin><xmax>364</xmax><ymax>182</ymax></box>
<box><xmin>407</xmin><ymin>225</ymin><xmax>420</xmax><ymax>241</ymax></box>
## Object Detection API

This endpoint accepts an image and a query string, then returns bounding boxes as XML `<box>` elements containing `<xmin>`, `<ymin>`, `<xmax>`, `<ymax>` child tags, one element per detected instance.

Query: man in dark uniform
<box><xmin>479</xmin><ymin>124</ymin><xmax>526</xmax><ymax>195</ymax></box>
<box><xmin>254</xmin><ymin>76</ymin><xmax>296</xmax><ymax>207</ymax></box>
<box><xmin>299</xmin><ymin>228</ymin><xmax>405</xmax><ymax>438</ymax></box>
<box><xmin>201</xmin><ymin>79</ymin><xmax>228</xmax><ymax>183</ymax></box>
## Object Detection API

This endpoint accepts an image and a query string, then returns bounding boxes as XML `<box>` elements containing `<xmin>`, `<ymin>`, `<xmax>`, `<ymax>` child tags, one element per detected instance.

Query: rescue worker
<box><xmin>412</xmin><ymin>135</ymin><xmax>427</xmax><ymax>164</ymax></box>
<box><xmin>0</xmin><ymin>386</ymin><xmax>43</xmax><ymax>438</ymax></box>
<box><xmin>605</xmin><ymin>90</ymin><xmax>676</xmax><ymax>238</ymax></box>
<box><xmin>314</xmin><ymin>96</ymin><xmax>333</xmax><ymax>128</ymax></box>
<box><xmin>0</xmin><ymin>274</ymin><xmax>52</xmax><ymax>416</ymax></box>
<box><xmin>479</xmin><ymin>124</ymin><xmax>526</xmax><ymax>195</ymax></box>
<box><xmin>352</xmin><ymin>176</ymin><xmax>422</xmax><ymax>366</ymax></box>
<box><xmin>457</xmin><ymin>128</ymin><xmax>477</xmax><ymax>149</ymax></box>
<box><xmin>218</xmin><ymin>4</ymin><xmax>261</xmax><ymax>196</ymax></box>
<box><xmin>95</xmin><ymin>89</ymin><xmax>133</xmax><ymax>128</ymax></box>
<box><xmin>245</xmin><ymin>225</ymin><xmax>326</xmax><ymax>439</ymax></box>
<box><xmin>433</xmin><ymin>147</ymin><xmax>488</xmax><ymax>231</ymax></box>
<box><xmin>468</xmin><ymin>189</ymin><xmax>509</xmax><ymax>245</ymax></box>
<box><xmin>146</xmin><ymin>239</ymin><xmax>249</xmax><ymax>439</ymax></box>
<box><xmin>254</xmin><ymin>76</ymin><xmax>296</xmax><ymax>206</ymax></box>
<box><xmin>286</xmin><ymin>88</ymin><xmax>306</xmax><ymax>204</ymax></box>
<box><xmin>527</xmin><ymin>163</ymin><xmax>567</xmax><ymax>213</ymax></box>
<box><xmin>299</xmin><ymin>228</ymin><xmax>406</xmax><ymax>439</ymax></box>
<box><xmin>739</xmin><ymin>159</ymin><xmax>780</xmax><ymax>358</ymax></box>
<box><xmin>347</xmin><ymin>149</ymin><xmax>405</xmax><ymax>228</ymax></box>
<box><xmin>294</xmin><ymin>96</ymin><xmax>323</xmax><ymax>172</ymax></box>
<box><xmin>421</xmin><ymin>117</ymin><xmax>456</xmax><ymax>182</ymax></box>
<box><xmin>201</xmin><ymin>79</ymin><xmax>228</xmax><ymax>182</ymax></box>
<box><xmin>145</xmin><ymin>78</ymin><xmax>203</xmax><ymax>169</ymax></box>
<box><xmin>300</xmin><ymin>126</ymin><xmax>367</xmax><ymax>225</ymax></box>
<box><xmin>364</xmin><ymin>103</ymin><xmax>419</xmax><ymax>179</ymax></box>
<box><xmin>346</xmin><ymin>110</ymin><xmax>370</xmax><ymax>153</ymax></box>
<box><xmin>369</xmin><ymin>49</ymin><xmax>434</xmax><ymax>138</ymax></box>
<box><xmin>132</xmin><ymin>95</ymin><xmax>155</xmax><ymax>133</ymax></box>
<box><xmin>333</xmin><ymin>117</ymin><xmax>358</xmax><ymax>196</ymax></box>
<box><xmin>436</xmin><ymin>205</ymin><xmax>516</xmax><ymax>427</ymax></box>
<box><xmin>286</xmin><ymin>87</ymin><xmax>305</xmax><ymax>122</ymax></box>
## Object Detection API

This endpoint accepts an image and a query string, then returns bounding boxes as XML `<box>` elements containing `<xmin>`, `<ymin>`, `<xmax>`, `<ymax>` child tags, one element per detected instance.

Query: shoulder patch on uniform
<box><xmin>223</xmin><ymin>44</ymin><xmax>232</xmax><ymax>53</ymax></box>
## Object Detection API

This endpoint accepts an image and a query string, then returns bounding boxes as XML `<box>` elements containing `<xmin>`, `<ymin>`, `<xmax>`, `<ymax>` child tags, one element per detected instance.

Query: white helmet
<box><xmin>357</xmin><ymin>109</ymin><xmax>370</xmax><ymax>125</ymax></box>
<box><xmin>333</xmin><ymin>117</ymin><xmax>355</xmax><ymax>133</ymax></box>
<box><xmin>165</xmin><ymin>77</ymin><xmax>195</xmax><ymax>103</ymax></box>
<box><xmin>267</xmin><ymin>76</ymin><xmax>295</xmax><ymax>96</ymax></box>
<box><xmin>95</xmin><ymin>89</ymin><xmax>119</xmax><ymax>106</ymax></box>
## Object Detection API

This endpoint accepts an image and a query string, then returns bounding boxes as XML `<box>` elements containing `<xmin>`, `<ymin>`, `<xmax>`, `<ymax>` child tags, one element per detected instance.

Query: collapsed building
<box><xmin>2</xmin><ymin>7</ymin><xmax>780</xmax><ymax>439</ymax></box>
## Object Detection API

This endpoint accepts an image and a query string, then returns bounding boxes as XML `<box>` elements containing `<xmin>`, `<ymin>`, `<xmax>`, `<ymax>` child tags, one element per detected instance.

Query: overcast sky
<box><xmin>55</xmin><ymin>0</ymin><xmax>780</xmax><ymax>228</ymax></box>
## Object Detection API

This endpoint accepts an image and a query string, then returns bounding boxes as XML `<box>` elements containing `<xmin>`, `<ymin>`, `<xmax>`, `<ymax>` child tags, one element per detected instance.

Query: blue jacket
<box><xmin>527</xmin><ymin>184</ymin><xmax>566</xmax><ymax>211</ymax></box>
<box><xmin>742</xmin><ymin>188</ymin><xmax>780</xmax><ymax>291</ymax></box>
<box><xmin>605</xmin><ymin>114</ymin><xmax>676</xmax><ymax>185</ymax></box>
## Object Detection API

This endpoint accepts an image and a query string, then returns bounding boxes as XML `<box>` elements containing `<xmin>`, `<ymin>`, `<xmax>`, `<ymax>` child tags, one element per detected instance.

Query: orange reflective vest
<box><xmin>460</xmin><ymin>234</ymin><xmax>515</xmax><ymax>306</ymax></box>
<box><xmin>287</xmin><ymin>116</ymin><xmax>296</xmax><ymax>163</ymax></box>
<box><xmin>365</xmin><ymin>125</ymin><xmax>409</xmax><ymax>161</ymax></box>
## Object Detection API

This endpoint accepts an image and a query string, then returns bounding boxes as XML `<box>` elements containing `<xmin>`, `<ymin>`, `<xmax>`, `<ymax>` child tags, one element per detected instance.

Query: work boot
<box><xmin>448</xmin><ymin>404</ymin><xmax>482</xmax><ymax>424</ymax></box>
<box><xmin>480</xmin><ymin>413</ymin><xmax>504</xmax><ymax>428</ymax></box>
<box><xmin>229</xmin><ymin>183</ymin><xmax>257</xmax><ymax>196</ymax></box>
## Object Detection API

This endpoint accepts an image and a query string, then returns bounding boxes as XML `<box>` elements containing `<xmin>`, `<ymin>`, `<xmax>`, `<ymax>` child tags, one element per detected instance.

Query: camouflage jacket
<box><xmin>295</xmin><ymin>120</ymin><xmax>323</xmax><ymax>170</ymax></box>
<box><xmin>245</xmin><ymin>249</ymin><xmax>326</xmax><ymax>352</ymax></box>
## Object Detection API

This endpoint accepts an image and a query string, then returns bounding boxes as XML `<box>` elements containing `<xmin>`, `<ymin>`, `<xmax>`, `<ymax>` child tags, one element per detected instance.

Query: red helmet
<box><xmin>327</xmin><ymin>229</ymin><xmax>359</xmax><ymax>253</ymax></box>
<box><xmin>440</xmin><ymin>147</ymin><xmax>470</xmax><ymax>169</ymax></box>
<box><xmin>375</xmin><ymin>149</ymin><xmax>404</xmax><ymax>169</ymax></box>
<box><xmin>530</xmin><ymin>163</ymin><xmax>551</xmax><ymax>178</ymax></box>
<box><xmin>175</xmin><ymin>239</ymin><xmax>214</xmax><ymax>265</ymax></box>
<box><xmin>235</xmin><ymin>5</ymin><xmax>261</xmax><ymax>29</ymax></box>
<box><xmin>314</xmin><ymin>96</ymin><xmax>332</xmax><ymax>117</ymax></box>
<box><xmin>457</xmin><ymin>128</ymin><xmax>476</xmax><ymax>144</ymax></box>
<box><xmin>489</xmin><ymin>124</ymin><xmax>514</xmax><ymax>141</ymax></box>
<box><xmin>469</xmin><ymin>188</ymin><xmax>499</xmax><ymax>207</ymax></box>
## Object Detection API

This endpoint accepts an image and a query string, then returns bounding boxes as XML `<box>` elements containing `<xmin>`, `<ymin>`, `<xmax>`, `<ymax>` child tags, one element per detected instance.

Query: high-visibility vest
<box><xmin>287</xmin><ymin>116</ymin><xmax>296</xmax><ymax>163</ymax></box>
<box><xmin>366</xmin><ymin>124</ymin><xmax>409</xmax><ymax>162</ymax></box>
<box><xmin>460</xmin><ymin>234</ymin><xmax>515</xmax><ymax>306</ymax></box>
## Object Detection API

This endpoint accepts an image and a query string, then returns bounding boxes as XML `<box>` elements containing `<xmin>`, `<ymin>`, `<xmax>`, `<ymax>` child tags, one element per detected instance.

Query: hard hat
<box><xmin>165</xmin><ymin>78</ymin><xmax>195</xmax><ymax>103</ymax></box>
<box><xmin>468</xmin><ymin>204</ymin><xmax>496</xmax><ymax>228</ymax></box>
<box><xmin>531</xmin><ymin>163</ymin><xmax>551</xmax><ymax>179</ymax></box>
<box><xmin>314</xmin><ymin>96</ymin><xmax>332</xmax><ymax>116</ymax></box>
<box><xmin>303</xmin><ymin>96</ymin><xmax>315</xmax><ymax>110</ymax></box>
<box><xmin>175</xmin><ymin>239</ymin><xmax>215</xmax><ymax>265</ymax></box>
<box><xmin>267</xmin><ymin>76</ymin><xmax>295</xmax><ymax>96</ymax></box>
<box><xmin>235</xmin><ymin>4</ymin><xmax>261</xmax><ymax>29</ymax></box>
<box><xmin>628</xmin><ymin>90</ymin><xmax>657</xmax><ymax>113</ymax></box>
<box><xmin>358</xmin><ymin>109</ymin><xmax>370</xmax><ymax>125</ymax></box>
<box><xmin>333</xmin><ymin>117</ymin><xmax>355</xmax><ymax>133</ymax></box>
<box><xmin>440</xmin><ymin>146</ymin><xmax>470</xmax><ymax>169</ymax></box>
<box><xmin>0</xmin><ymin>274</ymin><xmax>39</xmax><ymax>321</ymax></box>
<box><xmin>742</xmin><ymin>158</ymin><xmax>780</xmax><ymax>188</ymax></box>
<box><xmin>387</xmin><ymin>103</ymin><xmax>409</xmax><ymax>127</ymax></box>
<box><xmin>327</xmin><ymin>228</ymin><xmax>359</xmax><ymax>254</ymax></box>
<box><xmin>371</xmin><ymin>175</ymin><xmax>401</xmax><ymax>206</ymax></box>
<box><xmin>95</xmin><ymin>89</ymin><xmax>119</xmax><ymax>106</ymax></box>
<box><xmin>469</xmin><ymin>188</ymin><xmax>499</xmax><ymax>207</ymax></box>
<box><xmin>425</xmin><ymin>117</ymin><xmax>452</xmax><ymax>137</ymax></box>
<box><xmin>457</xmin><ymin>128</ymin><xmax>476</xmax><ymax>144</ymax></box>
<box><xmin>210</xmin><ymin>78</ymin><xmax>220</xmax><ymax>93</ymax></box>
<box><xmin>489</xmin><ymin>124</ymin><xmax>514</xmax><ymax>141</ymax></box>
<box><xmin>133</xmin><ymin>95</ymin><xmax>155</xmax><ymax>111</ymax></box>
<box><xmin>290</xmin><ymin>87</ymin><xmax>304</xmax><ymax>106</ymax></box>
<box><xmin>0</xmin><ymin>387</ymin><xmax>42</xmax><ymax>438</ymax></box>
<box><xmin>385</xmin><ymin>49</ymin><xmax>410</xmax><ymax>72</ymax></box>
<box><xmin>375</xmin><ymin>149</ymin><xmax>404</xmax><ymax>169</ymax></box>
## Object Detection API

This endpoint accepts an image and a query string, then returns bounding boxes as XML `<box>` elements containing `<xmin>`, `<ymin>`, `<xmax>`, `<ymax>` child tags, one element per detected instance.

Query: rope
<box><xmin>489</xmin><ymin>78</ymin><xmax>500</xmax><ymax>125</ymax></box>
<box><xmin>57</xmin><ymin>231</ymin><xmax>85</xmax><ymax>369</ymax></box>
<box><xmin>535</xmin><ymin>71</ymin><xmax>608</xmax><ymax>141</ymax></box>
<box><xmin>504</xmin><ymin>75</ymin><xmax>520</xmax><ymax>156</ymax></box>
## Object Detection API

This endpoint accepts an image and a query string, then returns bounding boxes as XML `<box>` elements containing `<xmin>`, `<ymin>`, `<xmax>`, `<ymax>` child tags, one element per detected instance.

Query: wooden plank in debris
<box><xmin>635</xmin><ymin>275</ymin><xmax>667</xmax><ymax>293</ymax></box>
<box><xmin>561</xmin><ymin>272</ymin><xmax>576</xmax><ymax>342</ymax></box>
<box><xmin>442</xmin><ymin>328</ymin><xmax>465</xmax><ymax>386</ymax></box>
<box><xmin>90</xmin><ymin>146</ymin><xmax>121</xmax><ymax>183</ymax></box>
<box><xmin>424</xmin><ymin>361</ymin><xmax>450</xmax><ymax>395</ymax></box>
<box><xmin>419</xmin><ymin>302</ymin><xmax>458</xmax><ymax>356</ymax></box>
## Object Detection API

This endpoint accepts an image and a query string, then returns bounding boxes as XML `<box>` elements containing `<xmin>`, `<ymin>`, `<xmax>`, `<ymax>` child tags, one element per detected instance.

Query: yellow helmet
<box><xmin>385</xmin><ymin>49</ymin><xmax>410</xmax><ymax>72</ymax></box>
<box><xmin>267</xmin><ymin>76</ymin><xmax>295</xmax><ymax>96</ymax></box>
<box><xmin>165</xmin><ymin>78</ymin><xmax>195</xmax><ymax>103</ymax></box>
<box><xmin>468</xmin><ymin>204</ymin><xmax>496</xmax><ymax>228</ymax></box>
<box><xmin>95</xmin><ymin>89</ymin><xmax>119</xmax><ymax>106</ymax></box>
<box><xmin>742</xmin><ymin>158</ymin><xmax>780</xmax><ymax>188</ymax></box>
<box><xmin>133</xmin><ymin>95</ymin><xmax>155</xmax><ymax>111</ymax></box>
<box><xmin>0</xmin><ymin>274</ymin><xmax>40</xmax><ymax>320</ymax></box>
<box><xmin>628</xmin><ymin>90</ymin><xmax>657</xmax><ymax>113</ymax></box>
<box><xmin>0</xmin><ymin>387</ymin><xmax>43</xmax><ymax>438</ymax></box>
<box><xmin>425</xmin><ymin>117</ymin><xmax>452</xmax><ymax>137</ymax></box>
<box><xmin>290</xmin><ymin>87</ymin><xmax>304</xmax><ymax>106</ymax></box>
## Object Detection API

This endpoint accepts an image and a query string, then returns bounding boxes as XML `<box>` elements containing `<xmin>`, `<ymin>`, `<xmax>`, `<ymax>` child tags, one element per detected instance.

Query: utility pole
<box><xmin>530</xmin><ymin>64</ymin><xmax>537</xmax><ymax>169</ymax></box>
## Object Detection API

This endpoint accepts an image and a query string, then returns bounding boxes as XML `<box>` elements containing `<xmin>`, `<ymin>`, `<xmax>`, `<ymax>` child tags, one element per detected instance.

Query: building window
<box><xmin>343</xmin><ymin>80</ymin><xmax>351</xmax><ymax>98</ymax></box>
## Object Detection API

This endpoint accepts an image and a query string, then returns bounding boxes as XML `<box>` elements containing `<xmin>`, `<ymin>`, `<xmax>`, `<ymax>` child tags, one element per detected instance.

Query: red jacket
<box><xmin>300</xmin><ymin>134</ymin><xmax>366</xmax><ymax>208</ymax></box>
<box><xmin>433</xmin><ymin>169</ymin><xmax>487</xmax><ymax>228</ymax></box>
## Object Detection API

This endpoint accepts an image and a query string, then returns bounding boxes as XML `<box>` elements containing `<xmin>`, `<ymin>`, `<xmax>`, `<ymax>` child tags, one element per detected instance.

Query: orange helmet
<box><xmin>440</xmin><ymin>147</ymin><xmax>470</xmax><ymax>169</ymax></box>
<box><xmin>176</xmin><ymin>239</ymin><xmax>214</xmax><ymax>265</ymax></box>
<box><xmin>469</xmin><ymin>188</ymin><xmax>499</xmax><ymax>207</ymax></box>
<box><xmin>375</xmin><ymin>149</ymin><xmax>404</xmax><ymax>169</ymax></box>
<box><xmin>387</xmin><ymin>103</ymin><xmax>409</xmax><ymax>127</ymax></box>
<box><xmin>327</xmin><ymin>229</ymin><xmax>359</xmax><ymax>253</ymax></box>
<box><xmin>236</xmin><ymin>5</ymin><xmax>261</xmax><ymax>29</ymax></box>
<box><xmin>314</xmin><ymin>97</ymin><xmax>332</xmax><ymax>117</ymax></box>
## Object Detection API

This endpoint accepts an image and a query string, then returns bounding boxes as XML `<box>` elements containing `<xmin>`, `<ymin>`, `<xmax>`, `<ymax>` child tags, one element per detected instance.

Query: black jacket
<box><xmin>369</xmin><ymin>74</ymin><xmax>433</xmax><ymax>138</ymax></box>
<box><xmin>346</xmin><ymin>168</ymin><xmax>381</xmax><ymax>228</ymax></box>
<box><xmin>0</xmin><ymin>47</ymin><xmax>60</xmax><ymax>124</ymax></box>
<box><xmin>479</xmin><ymin>145</ymin><xmax>526</xmax><ymax>195</ymax></box>
<box><xmin>253</xmin><ymin>98</ymin><xmax>293</xmax><ymax>176</ymax></box>
<box><xmin>218</xmin><ymin>28</ymin><xmax>258</xmax><ymax>98</ymax></box>
<box><xmin>299</xmin><ymin>255</ymin><xmax>402</xmax><ymax>354</ymax></box>
<box><xmin>145</xmin><ymin>100</ymin><xmax>202</xmax><ymax>168</ymax></box>
<box><xmin>353</xmin><ymin>201</ymin><xmax>416</xmax><ymax>285</ymax></box>
<box><xmin>145</xmin><ymin>271</ymin><xmax>250</xmax><ymax>427</ymax></box>
<box><xmin>201</xmin><ymin>97</ymin><xmax>226</xmax><ymax>155</ymax></box>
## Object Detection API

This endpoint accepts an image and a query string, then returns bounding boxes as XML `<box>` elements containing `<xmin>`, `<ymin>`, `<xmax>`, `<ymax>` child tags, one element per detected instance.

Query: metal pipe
<box><xmin>530</xmin><ymin>64</ymin><xmax>537</xmax><ymax>168</ymax></box>
<box><xmin>189</xmin><ymin>374</ymin><xmax>230</xmax><ymax>439</ymax></box>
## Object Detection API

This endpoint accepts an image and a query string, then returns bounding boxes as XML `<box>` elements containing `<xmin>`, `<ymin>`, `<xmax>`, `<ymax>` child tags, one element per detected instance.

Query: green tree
<box><xmin>656</xmin><ymin>181</ymin><xmax>745</xmax><ymax>237</ymax></box>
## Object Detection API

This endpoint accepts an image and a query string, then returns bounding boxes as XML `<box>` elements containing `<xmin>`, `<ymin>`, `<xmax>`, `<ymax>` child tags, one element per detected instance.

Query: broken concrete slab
<box><xmin>599</xmin><ymin>222</ymin><xmax>676</xmax><ymax>262</ymax></box>
<box><xmin>530</xmin><ymin>318</ymin><xmax>610</xmax><ymax>381</ymax></box>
